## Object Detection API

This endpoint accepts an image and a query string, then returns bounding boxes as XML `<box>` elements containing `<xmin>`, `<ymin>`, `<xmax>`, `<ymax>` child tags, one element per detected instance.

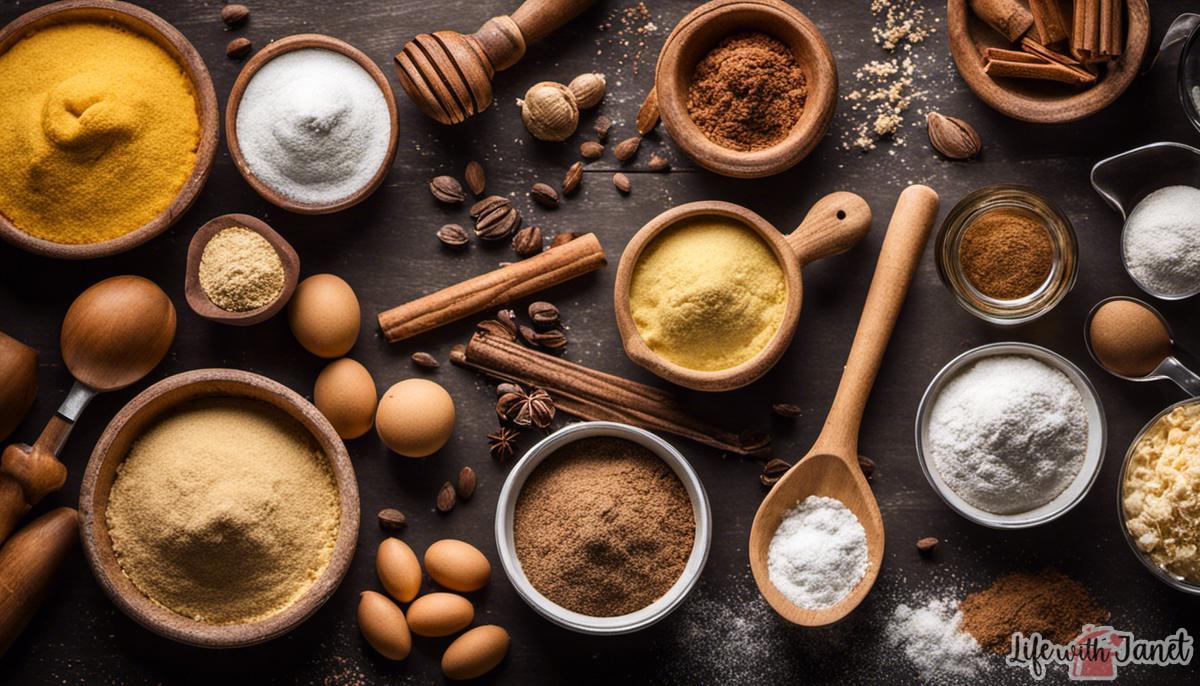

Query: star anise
<box><xmin>488</xmin><ymin>427</ymin><xmax>520</xmax><ymax>464</ymax></box>
<box><xmin>496</xmin><ymin>386</ymin><xmax>555</xmax><ymax>429</ymax></box>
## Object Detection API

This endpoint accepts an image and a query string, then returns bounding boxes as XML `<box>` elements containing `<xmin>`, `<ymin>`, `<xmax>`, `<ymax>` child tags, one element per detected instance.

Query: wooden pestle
<box><xmin>0</xmin><ymin>331</ymin><xmax>37</xmax><ymax>443</ymax></box>
<box><xmin>395</xmin><ymin>0</ymin><xmax>596</xmax><ymax>124</ymax></box>
<box><xmin>0</xmin><ymin>507</ymin><xmax>78</xmax><ymax>656</ymax></box>
<box><xmin>379</xmin><ymin>232</ymin><xmax>606</xmax><ymax>342</ymax></box>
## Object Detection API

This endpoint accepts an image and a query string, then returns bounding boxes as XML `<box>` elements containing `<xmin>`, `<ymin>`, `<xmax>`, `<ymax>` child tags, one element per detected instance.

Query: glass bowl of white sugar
<box><xmin>914</xmin><ymin>342</ymin><xmax>1107</xmax><ymax>529</ymax></box>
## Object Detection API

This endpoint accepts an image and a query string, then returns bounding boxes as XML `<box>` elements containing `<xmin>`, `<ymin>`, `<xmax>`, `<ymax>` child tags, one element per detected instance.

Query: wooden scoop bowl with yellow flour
<box><xmin>613</xmin><ymin>192</ymin><xmax>871</xmax><ymax>392</ymax></box>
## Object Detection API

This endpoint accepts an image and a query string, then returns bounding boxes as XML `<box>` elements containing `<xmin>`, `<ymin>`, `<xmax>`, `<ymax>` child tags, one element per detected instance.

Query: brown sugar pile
<box><xmin>686</xmin><ymin>32</ymin><xmax>807</xmax><ymax>151</ymax></box>
<box><xmin>958</xmin><ymin>207</ymin><xmax>1054</xmax><ymax>300</ymax></box>
<box><xmin>513</xmin><ymin>437</ymin><xmax>696</xmax><ymax>617</ymax></box>
<box><xmin>960</xmin><ymin>569</ymin><xmax>1110</xmax><ymax>653</ymax></box>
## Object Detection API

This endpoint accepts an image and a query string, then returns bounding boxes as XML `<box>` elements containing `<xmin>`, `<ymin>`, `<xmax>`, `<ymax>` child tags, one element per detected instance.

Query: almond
<box><xmin>926</xmin><ymin>112</ymin><xmax>981</xmax><ymax>160</ymax></box>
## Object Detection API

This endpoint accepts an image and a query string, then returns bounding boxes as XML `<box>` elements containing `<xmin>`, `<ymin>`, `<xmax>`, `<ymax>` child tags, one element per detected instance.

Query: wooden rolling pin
<box><xmin>0</xmin><ymin>507</ymin><xmax>77</xmax><ymax>656</ymax></box>
<box><xmin>379</xmin><ymin>232</ymin><xmax>606</xmax><ymax>342</ymax></box>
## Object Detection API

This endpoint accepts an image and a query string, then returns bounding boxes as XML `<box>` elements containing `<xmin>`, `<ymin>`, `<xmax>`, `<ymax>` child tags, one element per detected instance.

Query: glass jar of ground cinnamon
<box><xmin>936</xmin><ymin>185</ymin><xmax>1078</xmax><ymax>325</ymax></box>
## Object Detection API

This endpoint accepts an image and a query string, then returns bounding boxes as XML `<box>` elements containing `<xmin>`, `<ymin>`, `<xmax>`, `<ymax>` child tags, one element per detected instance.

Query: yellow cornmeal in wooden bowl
<box><xmin>630</xmin><ymin>217</ymin><xmax>786</xmax><ymax>371</ymax></box>
<box><xmin>1123</xmin><ymin>403</ymin><xmax>1200</xmax><ymax>584</ymax></box>
<box><xmin>106</xmin><ymin>398</ymin><xmax>339</xmax><ymax>625</ymax></box>
<box><xmin>0</xmin><ymin>21</ymin><xmax>200</xmax><ymax>244</ymax></box>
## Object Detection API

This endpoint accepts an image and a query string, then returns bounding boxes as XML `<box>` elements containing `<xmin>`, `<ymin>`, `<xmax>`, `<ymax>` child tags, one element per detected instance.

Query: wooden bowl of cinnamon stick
<box><xmin>948</xmin><ymin>0</ymin><xmax>1149</xmax><ymax>123</ymax></box>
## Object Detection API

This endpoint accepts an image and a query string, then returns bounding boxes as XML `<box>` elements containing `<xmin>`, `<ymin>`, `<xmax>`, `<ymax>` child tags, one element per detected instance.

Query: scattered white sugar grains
<box><xmin>1122</xmin><ymin>185</ymin><xmax>1200</xmax><ymax>297</ymax></box>
<box><xmin>767</xmin><ymin>495</ymin><xmax>868</xmax><ymax>609</ymax></box>
<box><xmin>885</xmin><ymin>597</ymin><xmax>988</xmax><ymax>681</ymax></box>
<box><xmin>928</xmin><ymin>355</ymin><xmax>1087</xmax><ymax>515</ymax></box>
<box><xmin>236</xmin><ymin>48</ymin><xmax>391</xmax><ymax>205</ymax></box>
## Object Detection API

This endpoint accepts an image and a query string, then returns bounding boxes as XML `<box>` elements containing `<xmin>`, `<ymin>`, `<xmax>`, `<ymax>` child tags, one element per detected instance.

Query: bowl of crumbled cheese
<box><xmin>1120</xmin><ymin>398</ymin><xmax>1200</xmax><ymax>594</ymax></box>
<box><xmin>915</xmin><ymin>342</ymin><xmax>1106</xmax><ymax>529</ymax></box>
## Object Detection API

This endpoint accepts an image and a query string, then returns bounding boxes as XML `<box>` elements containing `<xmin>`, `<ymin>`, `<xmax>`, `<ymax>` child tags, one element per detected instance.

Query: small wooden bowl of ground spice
<box><xmin>495</xmin><ymin>421</ymin><xmax>711</xmax><ymax>634</ymax></box>
<box><xmin>0</xmin><ymin>0</ymin><xmax>218</xmax><ymax>259</ymax></box>
<box><xmin>225</xmin><ymin>34</ymin><xmax>399</xmax><ymax>214</ymax></box>
<box><xmin>653</xmin><ymin>0</ymin><xmax>837</xmax><ymax>178</ymax></box>
<box><xmin>78</xmin><ymin>369</ymin><xmax>360</xmax><ymax>647</ymax></box>
<box><xmin>935</xmin><ymin>184</ymin><xmax>1078</xmax><ymax>325</ymax></box>
<box><xmin>184</xmin><ymin>214</ymin><xmax>300</xmax><ymax>326</ymax></box>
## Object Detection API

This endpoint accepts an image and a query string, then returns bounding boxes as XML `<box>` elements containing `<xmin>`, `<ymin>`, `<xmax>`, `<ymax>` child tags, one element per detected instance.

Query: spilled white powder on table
<box><xmin>885</xmin><ymin>597</ymin><xmax>989</xmax><ymax>682</ymax></box>
<box><xmin>928</xmin><ymin>355</ymin><xmax>1087</xmax><ymax>515</ymax></box>
<box><xmin>1122</xmin><ymin>185</ymin><xmax>1200</xmax><ymax>297</ymax></box>
<box><xmin>767</xmin><ymin>495</ymin><xmax>868</xmax><ymax>609</ymax></box>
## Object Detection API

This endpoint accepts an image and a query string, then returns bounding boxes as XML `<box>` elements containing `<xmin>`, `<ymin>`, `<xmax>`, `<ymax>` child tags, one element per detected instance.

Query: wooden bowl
<box><xmin>653</xmin><ymin>0</ymin><xmax>837</xmax><ymax>178</ymax></box>
<box><xmin>0</xmin><ymin>0</ymin><xmax>218</xmax><ymax>259</ymax></box>
<box><xmin>947</xmin><ymin>0</ymin><xmax>1150</xmax><ymax>123</ymax></box>
<box><xmin>613</xmin><ymin>193</ymin><xmax>870</xmax><ymax>391</ymax></box>
<box><xmin>78</xmin><ymin>369</ymin><xmax>360</xmax><ymax>648</ymax></box>
<box><xmin>184</xmin><ymin>214</ymin><xmax>300</xmax><ymax>326</ymax></box>
<box><xmin>225</xmin><ymin>34</ymin><xmax>399</xmax><ymax>215</ymax></box>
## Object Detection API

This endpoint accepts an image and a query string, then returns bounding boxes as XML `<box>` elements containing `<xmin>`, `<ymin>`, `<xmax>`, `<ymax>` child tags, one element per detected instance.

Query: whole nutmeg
<box><xmin>568</xmin><ymin>73</ymin><xmax>607</xmax><ymax>109</ymax></box>
<box><xmin>519</xmin><ymin>82</ymin><xmax>579</xmax><ymax>142</ymax></box>
<box><xmin>221</xmin><ymin>3</ymin><xmax>250</xmax><ymax>27</ymax></box>
<box><xmin>926</xmin><ymin>112</ymin><xmax>981</xmax><ymax>160</ymax></box>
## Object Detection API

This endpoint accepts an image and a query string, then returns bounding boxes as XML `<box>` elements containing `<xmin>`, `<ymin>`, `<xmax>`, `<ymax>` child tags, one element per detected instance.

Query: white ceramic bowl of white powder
<box><xmin>915</xmin><ymin>342</ymin><xmax>1106</xmax><ymax>528</ymax></box>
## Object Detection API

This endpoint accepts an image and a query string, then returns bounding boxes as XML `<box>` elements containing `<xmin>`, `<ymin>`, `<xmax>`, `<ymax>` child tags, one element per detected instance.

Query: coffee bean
<box><xmin>436</xmin><ymin>482</ymin><xmax>456</xmax><ymax>512</ymax></box>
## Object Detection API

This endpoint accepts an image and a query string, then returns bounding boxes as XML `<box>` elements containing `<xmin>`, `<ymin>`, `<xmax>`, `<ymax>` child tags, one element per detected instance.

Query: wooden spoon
<box><xmin>0</xmin><ymin>507</ymin><xmax>77</xmax><ymax>656</ymax></box>
<box><xmin>749</xmin><ymin>185</ymin><xmax>939</xmax><ymax>626</ymax></box>
<box><xmin>0</xmin><ymin>276</ymin><xmax>175</xmax><ymax>543</ymax></box>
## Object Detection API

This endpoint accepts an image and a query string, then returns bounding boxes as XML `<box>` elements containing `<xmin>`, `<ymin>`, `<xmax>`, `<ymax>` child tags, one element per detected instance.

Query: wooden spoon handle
<box><xmin>0</xmin><ymin>507</ymin><xmax>77</xmax><ymax>656</ymax></box>
<box><xmin>810</xmin><ymin>185</ymin><xmax>939</xmax><ymax>458</ymax></box>
<box><xmin>785</xmin><ymin>192</ymin><xmax>872</xmax><ymax>267</ymax></box>
<box><xmin>0</xmin><ymin>416</ymin><xmax>72</xmax><ymax>544</ymax></box>
<box><xmin>510</xmin><ymin>0</ymin><xmax>595</xmax><ymax>44</ymax></box>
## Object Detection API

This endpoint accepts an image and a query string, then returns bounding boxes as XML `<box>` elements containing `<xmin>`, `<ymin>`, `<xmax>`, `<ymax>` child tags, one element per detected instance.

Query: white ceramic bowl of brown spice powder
<box><xmin>495</xmin><ymin>422</ymin><xmax>711</xmax><ymax>635</ymax></box>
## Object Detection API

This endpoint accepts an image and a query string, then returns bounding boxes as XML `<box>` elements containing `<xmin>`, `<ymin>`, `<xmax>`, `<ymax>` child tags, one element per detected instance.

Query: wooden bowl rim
<box><xmin>225</xmin><ymin>33</ymin><xmax>400</xmax><ymax>215</ymax></box>
<box><xmin>77</xmin><ymin>368</ymin><xmax>360</xmax><ymax>648</ymax></box>
<box><xmin>946</xmin><ymin>0</ymin><xmax>1150</xmax><ymax>123</ymax></box>
<box><xmin>654</xmin><ymin>0</ymin><xmax>838</xmax><ymax>178</ymax></box>
<box><xmin>183</xmin><ymin>214</ymin><xmax>300</xmax><ymax>326</ymax></box>
<box><xmin>0</xmin><ymin>0</ymin><xmax>218</xmax><ymax>260</ymax></box>
<box><xmin>613</xmin><ymin>200</ymin><xmax>804</xmax><ymax>392</ymax></box>
<box><xmin>747</xmin><ymin>450</ymin><xmax>885</xmax><ymax>626</ymax></box>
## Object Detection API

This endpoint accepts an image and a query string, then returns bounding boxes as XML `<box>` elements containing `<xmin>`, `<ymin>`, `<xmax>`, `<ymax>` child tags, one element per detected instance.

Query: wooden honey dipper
<box><xmin>395</xmin><ymin>0</ymin><xmax>595</xmax><ymax>124</ymax></box>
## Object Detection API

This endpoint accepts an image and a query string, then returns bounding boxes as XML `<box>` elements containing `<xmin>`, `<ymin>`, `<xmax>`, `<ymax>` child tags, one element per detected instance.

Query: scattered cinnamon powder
<box><xmin>958</xmin><ymin>207</ymin><xmax>1054</xmax><ymax>299</ymax></box>
<box><xmin>960</xmin><ymin>569</ymin><xmax>1109</xmax><ymax>653</ymax></box>
<box><xmin>513</xmin><ymin>436</ymin><xmax>696</xmax><ymax>617</ymax></box>
<box><xmin>686</xmin><ymin>32</ymin><xmax>807</xmax><ymax>151</ymax></box>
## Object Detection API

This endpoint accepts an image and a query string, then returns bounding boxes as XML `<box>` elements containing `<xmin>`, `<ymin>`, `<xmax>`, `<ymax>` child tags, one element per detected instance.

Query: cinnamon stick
<box><xmin>1110</xmin><ymin>0</ymin><xmax>1123</xmax><ymax>56</ymax></box>
<box><xmin>378</xmin><ymin>233</ymin><xmax>606</xmax><ymax>342</ymax></box>
<box><xmin>1082</xmin><ymin>0</ymin><xmax>1101</xmax><ymax>54</ymax></box>
<box><xmin>1072</xmin><ymin>0</ymin><xmax>1088</xmax><ymax>55</ymax></box>
<box><xmin>985</xmin><ymin>47</ymin><xmax>1044</xmax><ymax>63</ymax></box>
<box><xmin>450</xmin><ymin>328</ymin><xmax>770</xmax><ymax>456</ymax></box>
<box><xmin>1020</xmin><ymin>36</ymin><xmax>1082</xmax><ymax>66</ymax></box>
<box><xmin>1099</xmin><ymin>0</ymin><xmax>1114</xmax><ymax>55</ymax></box>
<box><xmin>985</xmin><ymin>57</ymin><xmax>1097</xmax><ymax>85</ymax></box>
<box><xmin>1028</xmin><ymin>0</ymin><xmax>1069</xmax><ymax>45</ymax></box>
<box><xmin>969</xmin><ymin>0</ymin><xmax>1034</xmax><ymax>42</ymax></box>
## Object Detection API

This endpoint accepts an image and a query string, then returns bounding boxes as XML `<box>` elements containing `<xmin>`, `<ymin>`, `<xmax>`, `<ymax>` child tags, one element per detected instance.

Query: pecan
<box><xmin>528</xmin><ymin>301</ymin><xmax>559</xmax><ymax>329</ymax></box>
<box><xmin>612</xmin><ymin>172</ymin><xmax>631</xmax><ymax>194</ymax></box>
<box><xmin>436</xmin><ymin>223</ymin><xmax>469</xmax><ymax>249</ymax></box>
<box><xmin>436</xmin><ymin>482</ymin><xmax>456</xmax><ymax>512</ymax></box>
<box><xmin>549</xmin><ymin>231</ymin><xmax>578</xmax><ymax>249</ymax></box>
<box><xmin>512</xmin><ymin>226</ymin><xmax>543</xmax><ymax>257</ymax></box>
<box><xmin>580</xmin><ymin>141</ymin><xmax>604</xmax><ymax>160</ymax></box>
<box><xmin>593</xmin><ymin>114</ymin><xmax>613</xmax><ymax>141</ymax></box>
<box><xmin>221</xmin><ymin>4</ymin><xmax>249</xmax><ymax>26</ymax></box>
<box><xmin>430</xmin><ymin>176</ymin><xmax>466</xmax><ymax>203</ymax></box>
<box><xmin>457</xmin><ymin>467</ymin><xmax>477</xmax><ymax>500</ymax></box>
<box><xmin>760</xmin><ymin>458</ymin><xmax>792</xmax><ymax>486</ymax></box>
<box><xmin>226</xmin><ymin>37</ymin><xmax>252</xmax><ymax>59</ymax></box>
<box><xmin>530</xmin><ymin>183</ymin><xmax>559</xmax><ymax>208</ymax></box>
<box><xmin>613</xmin><ymin>136</ymin><xmax>641</xmax><ymax>162</ymax></box>
<box><xmin>562</xmin><ymin>161</ymin><xmax>583</xmax><ymax>195</ymax></box>
<box><xmin>464</xmin><ymin>160</ymin><xmax>486</xmax><ymax>195</ymax></box>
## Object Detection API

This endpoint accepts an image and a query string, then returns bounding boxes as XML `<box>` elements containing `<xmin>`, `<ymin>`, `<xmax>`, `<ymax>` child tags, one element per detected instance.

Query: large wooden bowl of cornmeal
<box><xmin>0</xmin><ymin>0</ymin><xmax>218</xmax><ymax>259</ymax></box>
<box><xmin>614</xmin><ymin>192</ymin><xmax>871</xmax><ymax>391</ymax></box>
<box><xmin>78</xmin><ymin>368</ymin><xmax>359</xmax><ymax>648</ymax></box>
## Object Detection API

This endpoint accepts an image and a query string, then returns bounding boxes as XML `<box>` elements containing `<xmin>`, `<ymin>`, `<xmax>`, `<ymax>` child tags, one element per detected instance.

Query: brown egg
<box><xmin>406</xmin><ymin>592</ymin><xmax>474</xmax><ymax>637</ymax></box>
<box><xmin>314</xmin><ymin>358</ymin><xmax>377</xmax><ymax>439</ymax></box>
<box><xmin>377</xmin><ymin>537</ymin><xmax>422</xmax><ymax>603</ymax></box>
<box><xmin>441</xmin><ymin>625</ymin><xmax>509</xmax><ymax>680</ymax></box>
<box><xmin>424</xmin><ymin>539</ymin><xmax>491</xmax><ymax>592</ymax></box>
<box><xmin>288</xmin><ymin>274</ymin><xmax>360</xmax><ymax>358</ymax></box>
<box><xmin>357</xmin><ymin>591</ymin><xmax>412</xmax><ymax>660</ymax></box>
<box><xmin>375</xmin><ymin>378</ymin><xmax>455</xmax><ymax>458</ymax></box>
<box><xmin>1089</xmin><ymin>298</ymin><xmax>1172</xmax><ymax>377</ymax></box>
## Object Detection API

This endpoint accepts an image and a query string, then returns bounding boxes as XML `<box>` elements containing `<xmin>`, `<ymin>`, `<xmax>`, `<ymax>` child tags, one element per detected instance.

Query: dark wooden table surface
<box><xmin>2</xmin><ymin>1</ymin><xmax>1199</xmax><ymax>683</ymax></box>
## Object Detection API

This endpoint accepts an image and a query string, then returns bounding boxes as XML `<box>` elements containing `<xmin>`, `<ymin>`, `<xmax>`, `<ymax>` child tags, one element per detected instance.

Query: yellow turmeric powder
<box><xmin>0</xmin><ymin>22</ymin><xmax>200</xmax><ymax>245</ymax></box>
<box><xmin>629</xmin><ymin>217</ymin><xmax>787</xmax><ymax>371</ymax></box>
